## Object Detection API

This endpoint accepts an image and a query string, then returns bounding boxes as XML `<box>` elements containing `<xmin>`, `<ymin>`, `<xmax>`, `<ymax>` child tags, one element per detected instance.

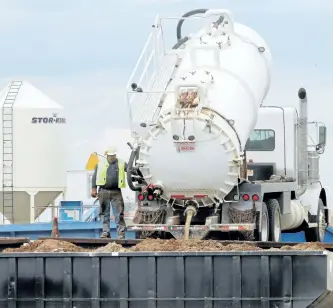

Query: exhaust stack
<box><xmin>296</xmin><ymin>88</ymin><xmax>308</xmax><ymax>198</ymax></box>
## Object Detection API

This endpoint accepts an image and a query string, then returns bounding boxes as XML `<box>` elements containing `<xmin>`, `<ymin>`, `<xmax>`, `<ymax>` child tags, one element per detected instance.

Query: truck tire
<box><xmin>255</xmin><ymin>202</ymin><xmax>269</xmax><ymax>241</ymax></box>
<box><xmin>305</xmin><ymin>198</ymin><xmax>326</xmax><ymax>242</ymax></box>
<box><xmin>267</xmin><ymin>199</ymin><xmax>282</xmax><ymax>242</ymax></box>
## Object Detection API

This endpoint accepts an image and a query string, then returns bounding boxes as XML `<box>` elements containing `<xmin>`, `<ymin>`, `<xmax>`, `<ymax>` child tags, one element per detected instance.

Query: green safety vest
<box><xmin>96</xmin><ymin>158</ymin><xmax>126</xmax><ymax>188</ymax></box>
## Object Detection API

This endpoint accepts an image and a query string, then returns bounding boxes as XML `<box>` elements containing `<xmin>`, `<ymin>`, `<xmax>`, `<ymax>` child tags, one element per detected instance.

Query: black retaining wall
<box><xmin>0</xmin><ymin>250</ymin><xmax>332</xmax><ymax>308</ymax></box>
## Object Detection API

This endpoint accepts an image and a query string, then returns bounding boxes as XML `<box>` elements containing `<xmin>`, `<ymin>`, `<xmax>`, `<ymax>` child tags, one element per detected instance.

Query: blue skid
<box><xmin>0</xmin><ymin>221</ymin><xmax>136</xmax><ymax>240</ymax></box>
<box><xmin>2</xmin><ymin>197</ymin><xmax>333</xmax><ymax>241</ymax></box>
<box><xmin>0</xmin><ymin>221</ymin><xmax>333</xmax><ymax>242</ymax></box>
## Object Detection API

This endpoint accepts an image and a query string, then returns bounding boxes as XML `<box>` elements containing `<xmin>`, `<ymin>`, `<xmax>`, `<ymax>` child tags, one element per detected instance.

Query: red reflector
<box><xmin>194</xmin><ymin>194</ymin><xmax>208</xmax><ymax>198</ymax></box>
<box><xmin>138</xmin><ymin>194</ymin><xmax>145</xmax><ymax>201</ymax></box>
<box><xmin>171</xmin><ymin>195</ymin><xmax>185</xmax><ymax>199</ymax></box>
<box><xmin>242</xmin><ymin>194</ymin><xmax>250</xmax><ymax>201</ymax></box>
<box><xmin>252</xmin><ymin>194</ymin><xmax>259</xmax><ymax>201</ymax></box>
<box><xmin>238</xmin><ymin>226</ymin><xmax>246</xmax><ymax>231</ymax></box>
<box><xmin>147</xmin><ymin>194</ymin><xmax>154</xmax><ymax>201</ymax></box>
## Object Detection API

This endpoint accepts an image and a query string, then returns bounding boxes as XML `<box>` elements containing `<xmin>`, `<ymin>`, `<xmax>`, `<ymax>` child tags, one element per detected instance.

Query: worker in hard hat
<box><xmin>91</xmin><ymin>145</ymin><xmax>127</xmax><ymax>239</ymax></box>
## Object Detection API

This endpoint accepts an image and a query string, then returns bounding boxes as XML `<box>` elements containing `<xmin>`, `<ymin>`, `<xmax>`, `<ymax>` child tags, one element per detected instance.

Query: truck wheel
<box><xmin>255</xmin><ymin>202</ymin><xmax>269</xmax><ymax>241</ymax></box>
<box><xmin>267</xmin><ymin>199</ymin><xmax>282</xmax><ymax>242</ymax></box>
<box><xmin>305</xmin><ymin>198</ymin><xmax>326</xmax><ymax>242</ymax></box>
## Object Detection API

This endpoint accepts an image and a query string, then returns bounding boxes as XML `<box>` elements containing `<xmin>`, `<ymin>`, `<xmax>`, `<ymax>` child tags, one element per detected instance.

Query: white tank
<box><xmin>0</xmin><ymin>81</ymin><xmax>67</xmax><ymax>223</ymax></box>
<box><xmin>137</xmin><ymin>11</ymin><xmax>272</xmax><ymax>203</ymax></box>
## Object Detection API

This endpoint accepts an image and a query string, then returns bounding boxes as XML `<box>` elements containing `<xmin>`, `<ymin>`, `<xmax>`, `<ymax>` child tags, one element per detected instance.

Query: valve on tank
<box><xmin>153</xmin><ymin>187</ymin><xmax>163</xmax><ymax>200</ymax></box>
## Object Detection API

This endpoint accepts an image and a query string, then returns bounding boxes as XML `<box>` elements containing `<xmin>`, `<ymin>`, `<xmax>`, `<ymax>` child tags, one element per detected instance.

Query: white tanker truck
<box><xmin>125</xmin><ymin>9</ymin><xmax>330</xmax><ymax>242</ymax></box>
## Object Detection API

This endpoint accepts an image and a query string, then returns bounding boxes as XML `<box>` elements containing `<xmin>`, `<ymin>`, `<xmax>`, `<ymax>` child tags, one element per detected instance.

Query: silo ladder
<box><xmin>2</xmin><ymin>80</ymin><xmax>23</xmax><ymax>224</ymax></box>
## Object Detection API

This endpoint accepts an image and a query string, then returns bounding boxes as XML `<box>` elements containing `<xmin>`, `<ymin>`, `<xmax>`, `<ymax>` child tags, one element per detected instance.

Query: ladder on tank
<box><xmin>126</xmin><ymin>15</ymin><xmax>180</xmax><ymax>128</ymax></box>
<box><xmin>2</xmin><ymin>81</ymin><xmax>23</xmax><ymax>224</ymax></box>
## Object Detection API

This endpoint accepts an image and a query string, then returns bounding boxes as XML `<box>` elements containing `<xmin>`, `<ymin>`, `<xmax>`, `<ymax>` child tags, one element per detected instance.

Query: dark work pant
<box><xmin>98</xmin><ymin>188</ymin><xmax>126</xmax><ymax>234</ymax></box>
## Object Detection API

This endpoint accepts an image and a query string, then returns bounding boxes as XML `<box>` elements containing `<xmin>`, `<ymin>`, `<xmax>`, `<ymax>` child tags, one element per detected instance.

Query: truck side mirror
<box><xmin>318</xmin><ymin>126</ymin><xmax>327</xmax><ymax>146</ymax></box>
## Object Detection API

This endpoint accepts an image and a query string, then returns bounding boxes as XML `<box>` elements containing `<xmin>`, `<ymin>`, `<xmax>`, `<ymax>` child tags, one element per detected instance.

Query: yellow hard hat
<box><xmin>106</xmin><ymin>145</ymin><xmax>117</xmax><ymax>155</ymax></box>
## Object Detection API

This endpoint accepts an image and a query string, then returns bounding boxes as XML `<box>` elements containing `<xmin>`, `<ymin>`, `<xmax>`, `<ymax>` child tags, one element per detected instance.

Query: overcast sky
<box><xmin>0</xmin><ymin>0</ymin><xmax>332</xmax><ymax>186</ymax></box>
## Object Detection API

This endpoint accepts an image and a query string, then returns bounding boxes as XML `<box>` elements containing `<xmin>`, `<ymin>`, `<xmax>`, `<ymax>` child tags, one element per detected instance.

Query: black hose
<box><xmin>176</xmin><ymin>9</ymin><xmax>208</xmax><ymax>41</ymax></box>
<box><xmin>172</xmin><ymin>36</ymin><xmax>189</xmax><ymax>49</ymax></box>
<box><xmin>126</xmin><ymin>148</ymin><xmax>142</xmax><ymax>192</ymax></box>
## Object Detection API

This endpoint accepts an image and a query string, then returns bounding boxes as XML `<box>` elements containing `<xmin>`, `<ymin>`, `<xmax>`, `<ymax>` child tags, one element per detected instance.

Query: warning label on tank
<box><xmin>177</xmin><ymin>143</ymin><xmax>195</xmax><ymax>152</ymax></box>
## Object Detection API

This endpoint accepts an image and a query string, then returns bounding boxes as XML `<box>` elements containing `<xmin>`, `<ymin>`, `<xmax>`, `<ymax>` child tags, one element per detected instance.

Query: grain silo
<box><xmin>0</xmin><ymin>80</ymin><xmax>67</xmax><ymax>224</ymax></box>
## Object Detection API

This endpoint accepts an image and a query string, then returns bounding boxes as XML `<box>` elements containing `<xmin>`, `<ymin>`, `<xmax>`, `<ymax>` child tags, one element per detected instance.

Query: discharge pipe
<box><xmin>296</xmin><ymin>88</ymin><xmax>308</xmax><ymax>198</ymax></box>
<box><xmin>184</xmin><ymin>205</ymin><xmax>197</xmax><ymax>240</ymax></box>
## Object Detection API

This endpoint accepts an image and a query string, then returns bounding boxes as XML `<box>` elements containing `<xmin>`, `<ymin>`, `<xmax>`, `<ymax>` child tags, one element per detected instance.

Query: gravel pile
<box><xmin>279</xmin><ymin>242</ymin><xmax>325</xmax><ymax>251</ymax></box>
<box><xmin>129</xmin><ymin>239</ymin><xmax>262</xmax><ymax>252</ymax></box>
<box><xmin>95</xmin><ymin>242</ymin><xmax>126</xmax><ymax>252</ymax></box>
<box><xmin>3</xmin><ymin>239</ymin><xmax>86</xmax><ymax>253</ymax></box>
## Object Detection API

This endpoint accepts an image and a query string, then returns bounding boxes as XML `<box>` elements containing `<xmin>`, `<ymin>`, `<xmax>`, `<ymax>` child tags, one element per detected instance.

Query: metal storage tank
<box><xmin>0</xmin><ymin>80</ymin><xmax>67</xmax><ymax>224</ymax></box>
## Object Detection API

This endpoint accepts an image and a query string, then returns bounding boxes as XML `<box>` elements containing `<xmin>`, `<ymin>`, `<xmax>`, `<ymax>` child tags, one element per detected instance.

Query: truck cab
<box><xmin>245</xmin><ymin>106</ymin><xmax>297</xmax><ymax>180</ymax></box>
<box><xmin>242</xmin><ymin>104</ymin><xmax>329</xmax><ymax>242</ymax></box>
<box><xmin>245</xmin><ymin>105</ymin><xmax>326</xmax><ymax>183</ymax></box>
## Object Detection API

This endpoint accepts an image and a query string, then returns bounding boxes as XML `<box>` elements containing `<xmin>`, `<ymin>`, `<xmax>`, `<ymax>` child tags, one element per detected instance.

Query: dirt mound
<box><xmin>3</xmin><ymin>239</ymin><xmax>85</xmax><ymax>253</ymax></box>
<box><xmin>129</xmin><ymin>239</ymin><xmax>326</xmax><ymax>252</ymax></box>
<box><xmin>2</xmin><ymin>239</ymin><xmax>326</xmax><ymax>253</ymax></box>
<box><xmin>130</xmin><ymin>239</ymin><xmax>263</xmax><ymax>252</ymax></box>
<box><xmin>95</xmin><ymin>242</ymin><xmax>127</xmax><ymax>253</ymax></box>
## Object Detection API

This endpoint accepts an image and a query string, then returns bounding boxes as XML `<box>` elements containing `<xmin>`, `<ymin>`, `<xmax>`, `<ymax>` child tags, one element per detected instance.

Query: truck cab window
<box><xmin>245</xmin><ymin>129</ymin><xmax>275</xmax><ymax>151</ymax></box>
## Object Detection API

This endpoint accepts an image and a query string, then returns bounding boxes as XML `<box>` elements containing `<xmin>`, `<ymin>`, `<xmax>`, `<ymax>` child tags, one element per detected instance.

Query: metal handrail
<box><xmin>31</xmin><ymin>204</ymin><xmax>137</xmax><ymax>223</ymax></box>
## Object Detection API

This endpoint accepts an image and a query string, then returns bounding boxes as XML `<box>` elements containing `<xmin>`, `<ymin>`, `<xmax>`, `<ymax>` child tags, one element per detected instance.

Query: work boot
<box><xmin>100</xmin><ymin>231</ymin><xmax>111</xmax><ymax>238</ymax></box>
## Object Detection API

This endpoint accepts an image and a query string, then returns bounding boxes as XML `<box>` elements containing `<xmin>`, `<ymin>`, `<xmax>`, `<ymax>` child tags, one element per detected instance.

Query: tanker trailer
<box><xmin>125</xmin><ymin>9</ymin><xmax>331</xmax><ymax>242</ymax></box>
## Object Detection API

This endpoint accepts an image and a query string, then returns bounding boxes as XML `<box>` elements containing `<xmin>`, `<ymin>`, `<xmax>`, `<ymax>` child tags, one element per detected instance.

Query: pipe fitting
<box><xmin>153</xmin><ymin>188</ymin><xmax>162</xmax><ymax>199</ymax></box>
<box><xmin>184</xmin><ymin>205</ymin><xmax>197</xmax><ymax>217</ymax></box>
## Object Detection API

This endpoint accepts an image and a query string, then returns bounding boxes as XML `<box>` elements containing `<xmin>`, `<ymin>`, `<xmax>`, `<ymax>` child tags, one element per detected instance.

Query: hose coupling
<box><xmin>184</xmin><ymin>205</ymin><xmax>197</xmax><ymax>217</ymax></box>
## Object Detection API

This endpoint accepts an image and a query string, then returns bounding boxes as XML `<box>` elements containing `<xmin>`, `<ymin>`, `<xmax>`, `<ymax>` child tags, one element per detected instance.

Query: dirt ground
<box><xmin>129</xmin><ymin>239</ymin><xmax>325</xmax><ymax>252</ymax></box>
<box><xmin>129</xmin><ymin>239</ymin><xmax>263</xmax><ymax>252</ymax></box>
<box><xmin>279</xmin><ymin>242</ymin><xmax>325</xmax><ymax>251</ymax></box>
<box><xmin>2</xmin><ymin>239</ymin><xmax>326</xmax><ymax>253</ymax></box>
